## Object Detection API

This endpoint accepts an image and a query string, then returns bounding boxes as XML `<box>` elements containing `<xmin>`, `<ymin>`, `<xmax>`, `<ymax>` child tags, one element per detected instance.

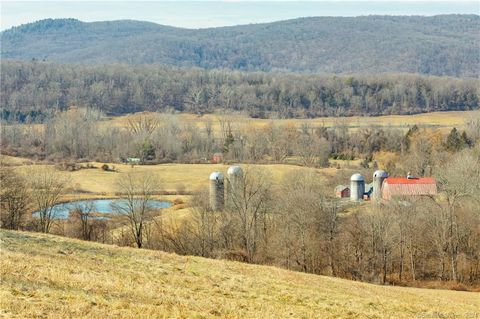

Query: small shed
<box><xmin>127</xmin><ymin>157</ymin><xmax>141</xmax><ymax>164</ymax></box>
<box><xmin>212</xmin><ymin>153</ymin><xmax>223</xmax><ymax>163</ymax></box>
<box><xmin>335</xmin><ymin>185</ymin><xmax>350</xmax><ymax>198</ymax></box>
<box><xmin>382</xmin><ymin>177</ymin><xmax>437</xmax><ymax>200</ymax></box>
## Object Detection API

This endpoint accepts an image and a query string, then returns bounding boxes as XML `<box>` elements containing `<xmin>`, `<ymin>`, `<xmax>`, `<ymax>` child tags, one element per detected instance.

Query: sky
<box><xmin>1</xmin><ymin>1</ymin><xmax>479</xmax><ymax>31</ymax></box>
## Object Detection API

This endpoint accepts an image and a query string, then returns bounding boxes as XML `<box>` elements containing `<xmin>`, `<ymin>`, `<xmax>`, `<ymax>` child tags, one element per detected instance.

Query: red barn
<box><xmin>381</xmin><ymin>177</ymin><xmax>437</xmax><ymax>200</ymax></box>
<box><xmin>335</xmin><ymin>185</ymin><xmax>350</xmax><ymax>198</ymax></box>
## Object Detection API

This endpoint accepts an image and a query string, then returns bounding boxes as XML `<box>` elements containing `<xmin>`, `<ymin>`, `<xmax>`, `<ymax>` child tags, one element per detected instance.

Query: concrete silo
<box><xmin>226</xmin><ymin>166</ymin><xmax>243</xmax><ymax>207</ymax></box>
<box><xmin>350</xmin><ymin>173</ymin><xmax>365</xmax><ymax>201</ymax></box>
<box><xmin>372</xmin><ymin>170</ymin><xmax>388</xmax><ymax>202</ymax></box>
<box><xmin>209</xmin><ymin>172</ymin><xmax>224</xmax><ymax>211</ymax></box>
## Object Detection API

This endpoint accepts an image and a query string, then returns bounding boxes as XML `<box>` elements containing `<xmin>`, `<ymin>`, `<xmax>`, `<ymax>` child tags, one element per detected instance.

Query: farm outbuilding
<box><xmin>381</xmin><ymin>177</ymin><xmax>437</xmax><ymax>200</ymax></box>
<box><xmin>212</xmin><ymin>153</ymin><xmax>223</xmax><ymax>163</ymax></box>
<box><xmin>335</xmin><ymin>185</ymin><xmax>350</xmax><ymax>198</ymax></box>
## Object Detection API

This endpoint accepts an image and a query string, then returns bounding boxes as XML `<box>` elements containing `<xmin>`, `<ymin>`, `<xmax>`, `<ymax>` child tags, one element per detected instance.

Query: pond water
<box><xmin>32</xmin><ymin>199</ymin><xmax>172</xmax><ymax>220</ymax></box>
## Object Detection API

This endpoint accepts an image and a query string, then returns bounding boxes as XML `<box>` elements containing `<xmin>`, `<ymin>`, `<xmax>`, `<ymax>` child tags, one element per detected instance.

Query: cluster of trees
<box><xmin>2</xmin><ymin>108</ymin><xmax>478</xmax><ymax>170</ymax></box>
<box><xmin>0</xmin><ymin>166</ymin><xmax>160</xmax><ymax>248</ymax></box>
<box><xmin>2</xmin><ymin>15</ymin><xmax>479</xmax><ymax>76</ymax></box>
<box><xmin>0</xmin><ymin>166</ymin><xmax>69</xmax><ymax>233</ymax></box>
<box><xmin>1</xmin><ymin>61</ymin><xmax>479</xmax><ymax>121</ymax></box>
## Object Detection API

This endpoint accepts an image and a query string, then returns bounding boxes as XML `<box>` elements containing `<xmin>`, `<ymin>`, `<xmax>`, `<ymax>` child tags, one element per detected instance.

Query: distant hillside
<box><xmin>1</xmin><ymin>15</ymin><xmax>479</xmax><ymax>77</ymax></box>
<box><xmin>1</xmin><ymin>230</ymin><xmax>478</xmax><ymax>318</ymax></box>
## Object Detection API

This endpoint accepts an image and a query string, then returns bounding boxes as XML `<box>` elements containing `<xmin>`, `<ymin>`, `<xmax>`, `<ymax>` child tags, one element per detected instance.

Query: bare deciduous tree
<box><xmin>28</xmin><ymin>167</ymin><xmax>69</xmax><ymax>233</ymax></box>
<box><xmin>435</xmin><ymin>150</ymin><xmax>480</xmax><ymax>282</ymax></box>
<box><xmin>226</xmin><ymin>167</ymin><xmax>272</xmax><ymax>262</ymax></box>
<box><xmin>71</xmin><ymin>200</ymin><xmax>96</xmax><ymax>241</ymax></box>
<box><xmin>112</xmin><ymin>172</ymin><xmax>161</xmax><ymax>248</ymax></box>
<box><xmin>0</xmin><ymin>167</ymin><xmax>30</xmax><ymax>230</ymax></box>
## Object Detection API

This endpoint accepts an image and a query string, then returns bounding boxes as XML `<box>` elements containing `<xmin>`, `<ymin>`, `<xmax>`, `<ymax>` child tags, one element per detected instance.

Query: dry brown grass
<box><xmin>108</xmin><ymin>110</ymin><xmax>478</xmax><ymax>133</ymax></box>
<box><xmin>1</xmin><ymin>230</ymin><xmax>478</xmax><ymax>319</ymax></box>
<box><xmin>12</xmin><ymin>162</ymin><xmax>328</xmax><ymax>196</ymax></box>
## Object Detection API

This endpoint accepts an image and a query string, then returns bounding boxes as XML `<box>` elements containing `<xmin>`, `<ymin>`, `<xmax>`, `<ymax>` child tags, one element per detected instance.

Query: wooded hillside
<box><xmin>1</xmin><ymin>61</ymin><xmax>478</xmax><ymax>121</ymax></box>
<box><xmin>1</xmin><ymin>15</ymin><xmax>479</xmax><ymax>77</ymax></box>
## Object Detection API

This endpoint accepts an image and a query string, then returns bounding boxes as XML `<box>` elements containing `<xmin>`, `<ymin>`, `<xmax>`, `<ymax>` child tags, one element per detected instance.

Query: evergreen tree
<box><xmin>445</xmin><ymin>128</ymin><xmax>464</xmax><ymax>152</ymax></box>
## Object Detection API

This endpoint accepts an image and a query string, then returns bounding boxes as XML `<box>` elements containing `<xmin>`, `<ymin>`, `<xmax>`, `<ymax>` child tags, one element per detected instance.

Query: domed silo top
<box><xmin>373</xmin><ymin>170</ymin><xmax>388</xmax><ymax>178</ymax></box>
<box><xmin>350</xmin><ymin>173</ymin><xmax>365</xmax><ymax>182</ymax></box>
<box><xmin>209</xmin><ymin>171</ymin><xmax>224</xmax><ymax>181</ymax></box>
<box><xmin>227</xmin><ymin>166</ymin><xmax>243</xmax><ymax>176</ymax></box>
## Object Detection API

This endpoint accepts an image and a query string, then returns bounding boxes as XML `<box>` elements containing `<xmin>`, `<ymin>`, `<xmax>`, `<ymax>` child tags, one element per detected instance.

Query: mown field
<box><xmin>2</xmin><ymin>159</ymin><xmax>333</xmax><ymax>196</ymax></box>
<box><xmin>1</xmin><ymin>230</ymin><xmax>478</xmax><ymax>319</ymax></box>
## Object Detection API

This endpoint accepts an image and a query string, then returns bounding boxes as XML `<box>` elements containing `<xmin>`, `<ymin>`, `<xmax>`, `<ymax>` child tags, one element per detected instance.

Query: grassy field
<box><xmin>108</xmin><ymin>110</ymin><xmax>479</xmax><ymax>132</ymax></box>
<box><xmin>1</xmin><ymin>230</ymin><xmax>478</xmax><ymax>319</ymax></box>
<box><xmin>6</xmin><ymin>160</ymin><xmax>333</xmax><ymax>196</ymax></box>
<box><xmin>5</xmin><ymin>110</ymin><xmax>477</xmax><ymax>136</ymax></box>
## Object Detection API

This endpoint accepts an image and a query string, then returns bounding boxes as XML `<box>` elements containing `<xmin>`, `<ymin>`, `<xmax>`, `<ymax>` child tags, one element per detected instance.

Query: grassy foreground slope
<box><xmin>1</xmin><ymin>230</ymin><xmax>478</xmax><ymax>319</ymax></box>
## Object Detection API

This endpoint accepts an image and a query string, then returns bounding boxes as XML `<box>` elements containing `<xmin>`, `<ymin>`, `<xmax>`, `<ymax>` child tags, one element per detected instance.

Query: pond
<box><xmin>32</xmin><ymin>199</ymin><xmax>172</xmax><ymax>220</ymax></box>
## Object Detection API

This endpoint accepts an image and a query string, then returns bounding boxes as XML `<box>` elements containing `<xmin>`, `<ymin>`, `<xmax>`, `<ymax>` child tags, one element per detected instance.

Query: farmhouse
<box><xmin>381</xmin><ymin>177</ymin><xmax>437</xmax><ymax>200</ymax></box>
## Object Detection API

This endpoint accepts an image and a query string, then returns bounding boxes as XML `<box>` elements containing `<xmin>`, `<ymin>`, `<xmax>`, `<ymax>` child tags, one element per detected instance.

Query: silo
<box><xmin>226</xmin><ymin>166</ymin><xmax>243</xmax><ymax>207</ymax></box>
<box><xmin>209</xmin><ymin>172</ymin><xmax>224</xmax><ymax>211</ymax></box>
<box><xmin>350</xmin><ymin>173</ymin><xmax>365</xmax><ymax>201</ymax></box>
<box><xmin>372</xmin><ymin>170</ymin><xmax>388</xmax><ymax>202</ymax></box>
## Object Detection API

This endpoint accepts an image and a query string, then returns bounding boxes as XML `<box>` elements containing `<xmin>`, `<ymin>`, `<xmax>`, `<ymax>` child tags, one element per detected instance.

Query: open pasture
<box><xmin>1</xmin><ymin>230</ymin><xmax>478</xmax><ymax>319</ymax></box>
<box><xmin>107</xmin><ymin>110</ymin><xmax>478</xmax><ymax>132</ymax></box>
<box><xmin>6</xmin><ymin>159</ymin><xmax>334</xmax><ymax>196</ymax></box>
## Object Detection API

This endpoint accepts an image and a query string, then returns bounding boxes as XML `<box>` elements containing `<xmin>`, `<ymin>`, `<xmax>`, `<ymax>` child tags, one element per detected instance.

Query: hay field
<box><xmin>1</xmin><ymin>230</ymin><xmax>478</xmax><ymax>319</ymax></box>
<box><xmin>108</xmin><ymin>110</ymin><xmax>478</xmax><ymax>132</ymax></box>
<box><xmin>10</xmin><ymin>161</ymin><xmax>330</xmax><ymax>196</ymax></box>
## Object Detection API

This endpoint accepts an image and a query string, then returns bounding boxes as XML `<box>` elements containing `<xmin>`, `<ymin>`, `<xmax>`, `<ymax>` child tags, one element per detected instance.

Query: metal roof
<box><xmin>373</xmin><ymin>170</ymin><xmax>388</xmax><ymax>178</ymax></box>
<box><xmin>209</xmin><ymin>171</ymin><xmax>224</xmax><ymax>180</ymax></box>
<box><xmin>384</xmin><ymin>177</ymin><xmax>436</xmax><ymax>185</ymax></box>
<box><xmin>382</xmin><ymin>177</ymin><xmax>437</xmax><ymax>199</ymax></box>
<box><xmin>227</xmin><ymin>166</ymin><xmax>243</xmax><ymax>176</ymax></box>
<box><xmin>351</xmin><ymin>173</ymin><xmax>365</xmax><ymax>182</ymax></box>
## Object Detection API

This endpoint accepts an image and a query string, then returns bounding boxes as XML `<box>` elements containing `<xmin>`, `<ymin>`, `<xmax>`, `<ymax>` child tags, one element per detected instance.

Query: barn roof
<box><xmin>384</xmin><ymin>177</ymin><xmax>436</xmax><ymax>185</ymax></box>
<box><xmin>335</xmin><ymin>185</ymin><xmax>349</xmax><ymax>191</ymax></box>
<box><xmin>382</xmin><ymin>177</ymin><xmax>437</xmax><ymax>199</ymax></box>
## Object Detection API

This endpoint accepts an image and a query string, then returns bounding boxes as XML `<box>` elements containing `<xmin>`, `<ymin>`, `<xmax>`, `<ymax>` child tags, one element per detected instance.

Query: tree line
<box><xmin>2</xmin><ymin>108</ymin><xmax>479</xmax><ymax>171</ymax></box>
<box><xmin>1</xmin><ymin>61</ymin><xmax>479</xmax><ymax>121</ymax></box>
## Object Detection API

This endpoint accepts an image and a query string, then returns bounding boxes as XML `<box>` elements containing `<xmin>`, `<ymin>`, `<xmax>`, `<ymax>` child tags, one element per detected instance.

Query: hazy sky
<box><xmin>1</xmin><ymin>1</ymin><xmax>479</xmax><ymax>31</ymax></box>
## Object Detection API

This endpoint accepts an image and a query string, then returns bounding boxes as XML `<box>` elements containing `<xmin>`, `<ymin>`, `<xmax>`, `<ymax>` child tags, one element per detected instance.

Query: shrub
<box><xmin>173</xmin><ymin>198</ymin><xmax>184</xmax><ymax>205</ymax></box>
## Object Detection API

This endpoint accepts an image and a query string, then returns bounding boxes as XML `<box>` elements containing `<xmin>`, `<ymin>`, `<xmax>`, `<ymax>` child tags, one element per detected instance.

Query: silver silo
<box><xmin>372</xmin><ymin>170</ymin><xmax>388</xmax><ymax>202</ymax></box>
<box><xmin>350</xmin><ymin>173</ymin><xmax>365</xmax><ymax>201</ymax></box>
<box><xmin>226</xmin><ymin>165</ymin><xmax>243</xmax><ymax>207</ymax></box>
<box><xmin>209</xmin><ymin>171</ymin><xmax>225</xmax><ymax>211</ymax></box>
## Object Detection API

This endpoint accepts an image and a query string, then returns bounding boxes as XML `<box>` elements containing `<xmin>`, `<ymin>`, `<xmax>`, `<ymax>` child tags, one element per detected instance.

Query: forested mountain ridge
<box><xmin>1</xmin><ymin>15</ymin><xmax>479</xmax><ymax>77</ymax></box>
<box><xmin>1</xmin><ymin>61</ymin><xmax>478</xmax><ymax>121</ymax></box>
